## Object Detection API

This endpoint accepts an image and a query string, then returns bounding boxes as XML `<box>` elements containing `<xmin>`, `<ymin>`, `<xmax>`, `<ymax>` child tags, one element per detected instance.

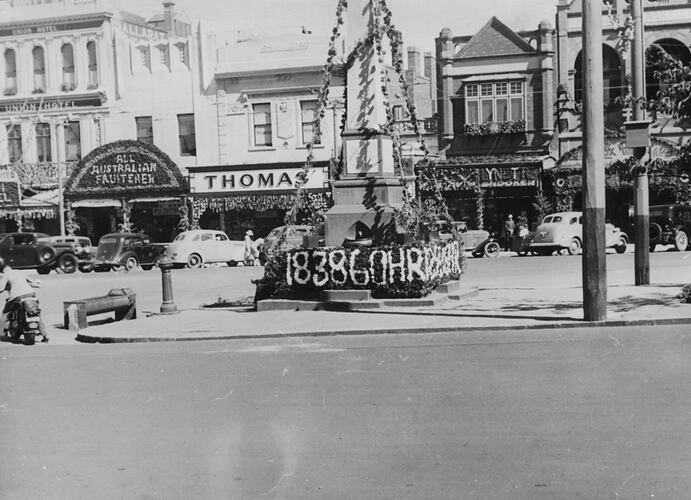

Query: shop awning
<box><xmin>128</xmin><ymin>196</ymin><xmax>181</xmax><ymax>203</ymax></box>
<box><xmin>71</xmin><ymin>199</ymin><xmax>122</xmax><ymax>208</ymax></box>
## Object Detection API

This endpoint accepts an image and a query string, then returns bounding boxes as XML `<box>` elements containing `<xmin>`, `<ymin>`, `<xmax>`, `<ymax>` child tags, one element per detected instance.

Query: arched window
<box><xmin>646</xmin><ymin>38</ymin><xmax>691</xmax><ymax>105</ymax></box>
<box><xmin>61</xmin><ymin>43</ymin><xmax>75</xmax><ymax>91</ymax></box>
<box><xmin>4</xmin><ymin>48</ymin><xmax>17</xmax><ymax>94</ymax></box>
<box><xmin>573</xmin><ymin>45</ymin><xmax>623</xmax><ymax>106</ymax></box>
<box><xmin>32</xmin><ymin>46</ymin><xmax>45</xmax><ymax>92</ymax></box>
<box><xmin>87</xmin><ymin>41</ymin><xmax>98</xmax><ymax>87</ymax></box>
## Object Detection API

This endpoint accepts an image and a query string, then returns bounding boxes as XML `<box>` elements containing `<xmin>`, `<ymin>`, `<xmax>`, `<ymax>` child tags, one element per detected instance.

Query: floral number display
<box><xmin>282</xmin><ymin>240</ymin><xmax>462</xmax><ymax>298</ymax></box>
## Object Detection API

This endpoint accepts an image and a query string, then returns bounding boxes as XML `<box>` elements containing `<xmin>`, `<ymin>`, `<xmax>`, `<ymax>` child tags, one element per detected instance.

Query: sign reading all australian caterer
<box><xmin>189</xmin><ymin>164</ymin><xmax>328</xmax><ymax>194</ymax></box>
<box><xmin>64</xmin><ymin>140</ymin><xmax>188</xmax><ymax>198</ymax></box>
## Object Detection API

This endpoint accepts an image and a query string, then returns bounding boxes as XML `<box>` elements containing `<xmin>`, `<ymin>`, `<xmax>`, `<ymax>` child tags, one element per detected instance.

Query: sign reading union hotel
<box><xmin>64</xmin><ymin>140</ymin><xmax>188</xmax><ymax>198</ymax></box>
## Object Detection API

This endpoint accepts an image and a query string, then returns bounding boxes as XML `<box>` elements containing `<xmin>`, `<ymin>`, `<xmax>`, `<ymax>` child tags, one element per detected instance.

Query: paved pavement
<box><xmin>38</xmin><ymin>249</ymin><xmax>691</xmax><ymax>344</ymax></box>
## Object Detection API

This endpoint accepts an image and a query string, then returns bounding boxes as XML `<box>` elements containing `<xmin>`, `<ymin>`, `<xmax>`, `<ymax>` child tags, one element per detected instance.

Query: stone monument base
<box><xmin>325</xmin><ymin>176</ymin><xmax>405</xmax><ymax>247</ymax></box>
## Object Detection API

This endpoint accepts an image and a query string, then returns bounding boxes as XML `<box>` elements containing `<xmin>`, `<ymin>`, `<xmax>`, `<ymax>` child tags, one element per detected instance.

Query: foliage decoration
<box><xmin>65</xmin><ymin>209</ymin><xmax>80</xmax><ymax>236</ymax></box>
<box><xmin>255</xmin><ymin>240</ymin><xmax>462</xmax><ymax>301</ymax></box>
<box><xmin>463</xmin><ymin>119</ymin><xmax>527</xmax><ymax>137</ymax></box>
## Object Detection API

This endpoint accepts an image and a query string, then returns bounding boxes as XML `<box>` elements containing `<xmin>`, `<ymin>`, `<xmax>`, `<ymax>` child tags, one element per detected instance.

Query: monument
<box><xmin>324</xmin><ymin>0</ymin><xmax>406</xmax><ymax>246</ymax></box>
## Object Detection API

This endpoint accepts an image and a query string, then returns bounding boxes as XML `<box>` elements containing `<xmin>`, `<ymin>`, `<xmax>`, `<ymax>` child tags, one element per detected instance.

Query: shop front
<box><xmin>188</xmin><ymin>162</ymin><xmax>331</xmax><ymax>240</ymax></box>
<box><xmin>0</xmin><ymin>167</ymin><xmax>58</xmax><ymax>233</ymax></box>
<box><xmin>64</xmin><ymin>140</ymin><xmax>188</xmax><ymax>243</ymax></box>
<box><xmin>417</xmin><ymin>156</ymin><xmax>547</xmax><ymax>235</ymax></box>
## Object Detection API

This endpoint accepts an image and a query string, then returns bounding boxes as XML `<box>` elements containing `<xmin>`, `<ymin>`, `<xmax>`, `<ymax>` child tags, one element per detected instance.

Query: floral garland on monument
<box><xmin>379</xmin><ymin>0</ymin><xmax>456</xmax><ymax>236</ymax></box>
<box><xmin>283</xmin><ymin>0</ymin><xmax>348</xmax><ymax>227</ymax></box>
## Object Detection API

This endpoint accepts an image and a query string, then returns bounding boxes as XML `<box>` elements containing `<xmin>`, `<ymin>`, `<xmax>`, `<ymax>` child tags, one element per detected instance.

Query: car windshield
<box><xmin>650</xmin><ymin>207</ymin><xmax>670</xmax><ymax>217</ymax></box>
<box><xmin>174</xmin><ymin>233</ymin><xmax>187</xmax><ymax>241</ymax></box>
<box><xmin>543</xmin><ymin>216</ymin><xmax>562</xmax><ymax>223</ymax></box>
<box><xmin>100</xmin><ymin>237</ymin><xmax>119</xmax><ymax>245</ymax></box>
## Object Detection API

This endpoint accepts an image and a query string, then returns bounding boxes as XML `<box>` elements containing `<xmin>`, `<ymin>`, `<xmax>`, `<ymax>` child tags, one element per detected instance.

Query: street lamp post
<box><xmin>629</xmin><ymin>0</ymin><xmax>650</xmax><ymax>285</ymax></box>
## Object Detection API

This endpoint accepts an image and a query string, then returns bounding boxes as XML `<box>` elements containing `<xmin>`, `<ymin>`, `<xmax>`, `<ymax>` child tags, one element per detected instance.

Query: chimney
<box><xmin>407</xmin><ymin>46</ymin><xmax>422</xmax><ymax>76</ymax></box>
<box><xmin>423</xmin><ymin>52</ymin><xmax>433</xmax><ymax>78</ymax></box>
<box><xmin>163</xmin><ymin>1</ymin><xmax>175</xmax><ymax>34</ymax></box>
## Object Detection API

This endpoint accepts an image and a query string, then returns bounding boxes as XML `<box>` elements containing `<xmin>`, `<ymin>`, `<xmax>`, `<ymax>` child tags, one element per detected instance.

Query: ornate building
<box><xmin>553</xmin><ymin>0</ymin><xmax>691</xmax><ymax>229</ymax></box>
<box><xmin>0</xmin><ymin>0</ymin><xmax>208</xmax><ymax>240</ymax></box>
<box><xmin>429</xmin><ymin>17</ymin><xmax>556</xmax><ymax>233</ymax></box>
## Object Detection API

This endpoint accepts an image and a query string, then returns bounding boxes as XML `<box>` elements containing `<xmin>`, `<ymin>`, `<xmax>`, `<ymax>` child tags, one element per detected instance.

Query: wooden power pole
<box><xmin>581</xmin><ymin>0</ymin><xmax>607</xmax><ymax>321</ymax></box>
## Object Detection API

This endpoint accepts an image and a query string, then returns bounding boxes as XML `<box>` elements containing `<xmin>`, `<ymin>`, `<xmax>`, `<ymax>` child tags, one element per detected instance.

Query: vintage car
<box><xmin>93</xmin><ymin>232</ymin><xmax>166</xmax><ymax>272</ymax></box>
<box><xmin>165</xmin><ymin>229</ymin><xmax>245</xmax><ymax>268</ymax></box>
<box><xmin>649</xmin><ymin>204</ymin><xmax>691</xmax><ymax>252</ymax></box>
<box><xmin>530</xmin><ymin>212</ymin><xmax>628</xmax><ymax>256</ymax></box>
<box><xmin>41</xmin><ymin>235</ymin><xmax>95</xmax><ymax>272</ymax></box>
<box><xmin>438</xmin><ymin>221</ymin><xmax>501</xmax><ymax>258</ymax></box>
<box><xmin>0</xmin><ymin>232</ymin><xmax>80</xmax><ymax>274</ymax></box>
<box><xmin>259</xmin><ymin>225</ymin><xmax>318</xmax><ymax>265</ymax></box>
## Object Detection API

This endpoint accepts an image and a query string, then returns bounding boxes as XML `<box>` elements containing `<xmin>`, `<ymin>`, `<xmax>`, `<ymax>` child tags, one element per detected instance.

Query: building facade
<box><xmin>0</xmin><ymin>0</ymin><xmax>213</xmax><ymax>241</ymax></box>
<box><xmin>429</xmin><ymin>17</ymin><xmax>556</xmax><ymax>234</ymax></box>
<box><xmin>553</xmin><ymin>0</ymin><xmax>691</xmax><ymax>229</ymax></box>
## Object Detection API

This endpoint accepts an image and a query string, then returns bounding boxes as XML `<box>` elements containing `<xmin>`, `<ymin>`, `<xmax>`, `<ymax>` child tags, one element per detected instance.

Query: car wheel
<box><xmin>58</xmin><ymin>253</ymin><xmax>78</xmax><ymax>274</ymax></box>
<box><xmin>650</xmin><ymin>243</ymin><xmax>657</xmax><ymax>253</ymax></box>
<box><xmin>674</xmin><ymin>230</ymin><xmax>689</xmax><ymax>251</ymax></box>
<box><xmin>227</xmin><ymin>260</ymin><xmax>238</xmax><ymax>267</ymax></box>
<box><xmin>614</xmin><ymin>237</ymin><xmax>627</xmax><ymax>254</ymax></box>
<box><xmin>24</xmin><ymin>332</ymin><xmax>35</xmax><ymax>346</ymax></box>
<box><xmin>483</xmin><ymin>241</ymin><xmax>501</xmax><ymax>258</ymax></box>
<box><xmin>36</xmin><ymin>267</ymin><xmax>51</xmax><ymax>275</ymax></box>
<box><xmin>38</xmin><ymin>247</ymin><xmax>56</xmax><ymax>264</ymax></box>
<box><xmin>649</xmin><ymin>223</ymin><xmax>662</xmax><ymax>244</ymax></box>
<box><xmin>187</xmin><ymin>253</ymin><xmax>202</xmax><ymax>268</ymax></box>
<box><xmin>79</xmin><ymin>262</ymin><xmax>94</xmax><ymax>273</ymax></box>
<box><xmin>125</xmin><ymin>256</ymin><xmax>138</xmax><ymax>272</ymax></box>
<box><xmin>567</xmin><ymin>238</ymin><xmax>582</xmax><ymax>255</ymax></box>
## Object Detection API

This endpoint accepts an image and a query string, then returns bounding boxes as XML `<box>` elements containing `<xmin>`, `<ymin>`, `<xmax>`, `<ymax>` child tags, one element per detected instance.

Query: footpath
<box><xmin>51</xmin><ymin>256</ymin><xmax>691</xmax><ymax>344</ymax></box>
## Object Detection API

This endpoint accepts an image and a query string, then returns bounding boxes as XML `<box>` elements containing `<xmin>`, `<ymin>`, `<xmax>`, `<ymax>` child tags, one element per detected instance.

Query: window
<box><xmin>175</xmin><ymin>43</ymin><xmax>188</xmax><ymax>66</ymax></box>
<box><xmin>36</xmin><ymin>123</ymin><xmax>51</xmax><ymax>162</ymax></box>
<box><xmin>465</xmin><ymin>81</ymin><xmax>524</xmax><ymax>123</ymax></box>
<box><xmin>177</xmin><ymin>114</ymin><xmax>196</xmax><ymax>156</ymax></box>
<box><xmin>87</xmin><ymin>41</ymin><xmax>98</xmax><ymax>87</ymax></box>
<box><xmin>135</xmin><ymin>116</ymin><xmax>153</xmax><ymax>144</ymax></box>
<box><xmin>4</xmin><ymin>49</ymin><xmax>17</xmax><ymax>92</ymax></box>
<box><xmin>65</xmin><ymin>121</ymin><xmax>81</xmax><ymax>161</ymax></box>
<box><xmin>252</xmin><ymin>103</ymin><xmax>272</xmax><ymax>147</ymax></box>
<box><xmin>300</xmin><ymin>100</ymin><xmax>320</xmax><ymax>145</ymax></box>
<box><xmin>32</xmin><ymin>46</ymin><xmax>45</xmax><ymax>92</ymax></box>
<box><xmin>61</xmin><ymin>44</ymin><xmax>75</xmax><ymax>90</ymax></box>
<box><xmin>7</xmin><ymin>124</ymin><xmax>22</xmax><ymax>163</ymax></box>
<box><xmin>137</xmin><ymin>46</ymin><xmax>151</xmax><ymax>71</ymax></box>
<box><xmin>392</xmin><ymin>105</ymin><xmax>405</xmax><ymax>121</ymax></box>
<box><xmin>157</xmin><ymin>45</ymin><xmax>169</xmax><ymax>70</ymax></box>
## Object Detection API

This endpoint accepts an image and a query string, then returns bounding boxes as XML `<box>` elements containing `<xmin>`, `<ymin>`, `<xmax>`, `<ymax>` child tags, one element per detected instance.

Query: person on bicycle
<box><xmin>0</xmin><ymin>257</ymin><xmax>48</xmax><ymax>342</ymax></box>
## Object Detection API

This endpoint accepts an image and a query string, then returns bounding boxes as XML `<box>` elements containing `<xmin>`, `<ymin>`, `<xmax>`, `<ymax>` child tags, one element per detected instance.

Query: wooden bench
<box><xmin>64</xmin><ymin>288</ymin><xmax>136</xmax><ymax>330</ymax></box>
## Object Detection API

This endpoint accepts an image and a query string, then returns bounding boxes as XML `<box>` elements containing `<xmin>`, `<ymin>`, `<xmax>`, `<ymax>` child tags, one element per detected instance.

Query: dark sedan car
<box><xmin>649</xmin><ymin>204</ymin><xmax>691</xmax><ymax>252</ymax></box>
<box><xmin>93</xmin><ymin>232</ymin><xmax>166</xmax><ymax>272</ymax></box>
<box><xmin>0</xmin><ymin>232</ymin><xmax>79</xmax><ymax>274</ymax></box>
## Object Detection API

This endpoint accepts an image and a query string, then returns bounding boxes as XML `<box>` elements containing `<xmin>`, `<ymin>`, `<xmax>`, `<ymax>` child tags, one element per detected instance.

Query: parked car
<box><xmin>259</xmin><ymin>225</ymin><xmax>317</xmax><ymax>265</ymax></box>
<box><xmin>165</xmin><ymin>229</ymin><xmax>245</xmax><ymax>268</ymax></box>
<box><xmin>41</xmin><ymin>235</ymin><xmax>95</xmax><ymax>272</ymax></box>
<box><xmin>530</xmin><ymin>212</ymin><xmax>628</xmax><ymax>256</ymax></box>
<box><xmin>0</xmin><ymin>232</ymin><xmax>80</xmax><ymax>274</ymax></box>
<box><xmin>649</xmin><ymin>204</ymin><xmax>691</xmax><ymax>252</ymax></box>
<box><xmin>93</xmin><ymin>232</ymin><xmax>165</xmax><ymax>272</ymax></box>
<box><xmin>438</xmin><ymin>221</ymin><xmax>501</xmax><ymax>258</ymax></box>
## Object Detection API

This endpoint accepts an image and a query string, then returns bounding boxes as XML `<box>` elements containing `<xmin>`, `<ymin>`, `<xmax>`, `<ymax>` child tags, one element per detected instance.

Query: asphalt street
<box><xmin>2</xmin><ymin>324</ymin><xmax>691</xmax><ymax>499</ymax></box>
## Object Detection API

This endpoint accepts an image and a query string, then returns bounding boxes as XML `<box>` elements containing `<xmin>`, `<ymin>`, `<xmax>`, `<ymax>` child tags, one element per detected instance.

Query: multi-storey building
<box><xmin>0</xmin><ymin>0</ymin><xmax>210</xmax><ymax>241</ymax></box>
<box><xmin>429</xmin><ymin>17</ymin><xmax>556</xmax><ymax>234</ymax></box>
<box><xmin>553</xmin><ymin>0</ymin><xmax>691</xmax><ymax>229</ymax></box>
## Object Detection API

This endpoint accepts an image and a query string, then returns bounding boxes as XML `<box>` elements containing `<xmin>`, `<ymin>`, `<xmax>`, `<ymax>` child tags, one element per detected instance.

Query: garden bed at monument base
<box><xmin>254</xmin><ymin>240</ymin><xmax>465</xmax><ymax>304</ymax></box>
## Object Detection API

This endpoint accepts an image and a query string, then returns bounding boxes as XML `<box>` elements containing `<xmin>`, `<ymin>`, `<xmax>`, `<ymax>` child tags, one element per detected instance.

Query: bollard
<box><xmin>158</xmin><ymin>256</ymin><xmax>178</xmax><ymax>314</ymax></box>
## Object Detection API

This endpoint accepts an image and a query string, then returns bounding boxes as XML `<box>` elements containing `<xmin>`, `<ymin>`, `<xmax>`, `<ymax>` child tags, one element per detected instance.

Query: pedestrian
<box><xmin>244</xmin><ymin>229</ymin><xmax>255</xmax><ymax>266</ymax></box>
<box><xmin>0</xmin><ymin>258</ymin><xmax>48</xmax><ymax>342</ymax></box>
<box><xmin>502</xmin><ymin>214</ymin><xmax>515</xmax><ymax>250</ymax></box>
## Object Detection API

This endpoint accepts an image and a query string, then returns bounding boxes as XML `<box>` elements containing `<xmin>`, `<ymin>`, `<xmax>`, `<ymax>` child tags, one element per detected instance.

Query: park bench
<box><xmin>63</xmin><ymin>288</ymin><xmax>136</xmax><ymax>330</ymax></box>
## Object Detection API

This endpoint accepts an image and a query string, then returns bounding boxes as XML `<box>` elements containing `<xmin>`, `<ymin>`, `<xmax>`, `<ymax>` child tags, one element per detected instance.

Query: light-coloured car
<box><xmin>530</xmin><ymin>211</ymin><xmax>628</xmax><ymax>256</ymax></box>
<box><xmin>166</xmin><ymin>229</ymin><xmax>245</xmax><ymax>268</ymax></box>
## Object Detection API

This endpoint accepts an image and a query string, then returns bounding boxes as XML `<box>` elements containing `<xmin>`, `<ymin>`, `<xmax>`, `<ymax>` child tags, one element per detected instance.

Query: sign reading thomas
<box><xmin>64</xmin><ymin>140</ymin><xmax>188</xmax><ymax>198</ymax></box>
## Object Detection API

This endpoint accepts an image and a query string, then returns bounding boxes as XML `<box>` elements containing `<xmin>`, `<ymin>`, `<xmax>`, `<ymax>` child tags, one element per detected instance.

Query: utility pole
<box><xmin>55</xmin><ymin>119</ymin><xmax>66</xmax><ymax>236</ymax></box>
<box><xmin>582</xmin><ymin>0</ymin><xmax>607</xmax><ymax>321</ymax></box>
<box><xmin>630</xmin><ymin>0</ymin><xmax>650</xmax><ymax>285</ymax></box>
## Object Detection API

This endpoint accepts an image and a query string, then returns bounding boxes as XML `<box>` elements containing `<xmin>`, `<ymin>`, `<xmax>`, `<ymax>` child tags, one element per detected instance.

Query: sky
<box><xmin>116</xmin><ymin>0</ymin><xmax>560</xmax><ymax>56</ymax></box>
